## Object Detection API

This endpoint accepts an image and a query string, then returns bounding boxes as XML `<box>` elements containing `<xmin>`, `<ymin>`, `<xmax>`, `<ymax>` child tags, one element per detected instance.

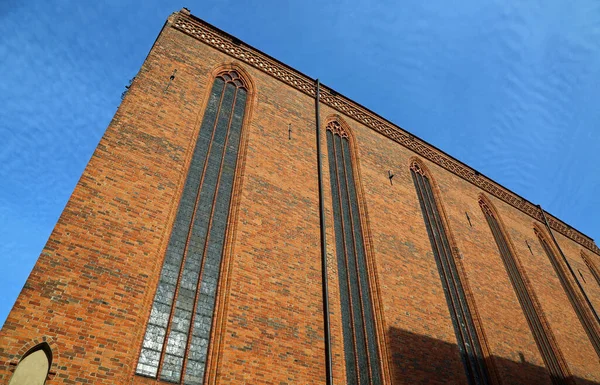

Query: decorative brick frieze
<box><xmin>172</xmin><ymin>11</ymin><xmax>598</xmax><ymax>255</ymax></box>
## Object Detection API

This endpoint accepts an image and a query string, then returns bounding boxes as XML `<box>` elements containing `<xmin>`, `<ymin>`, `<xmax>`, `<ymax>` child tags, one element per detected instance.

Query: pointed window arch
<box><xmin>479</xmin><ymin>196</ymin><xmax>571</xmax><ymax>383</ymax></box>
<box><xmin>410</xmin><ymin>160</ymin><xmax>493</xmax><ymax>384</ymax></box>
<box><xmin>325</xmin><ymin>119</ymin><xmax>382</xmax><ymax>384</ymax></box>
<box><xmin>534</xmin><ymin>226</ymin><xmax>600</xmax><ymax>357</ymax></box>
<box><xmin>581</xmin><ymin>251</ymin><xmax>600</xmax><ymax>290</ymax></box>
<box><xmin>136</xmin><ymin>68</ymin><xmax>250</xmax><ymax>384</ymax></box>
<box><xmin>9</xmin><ymin>343</ymin><xmax>52</xmax><ymax>385</ymax></box>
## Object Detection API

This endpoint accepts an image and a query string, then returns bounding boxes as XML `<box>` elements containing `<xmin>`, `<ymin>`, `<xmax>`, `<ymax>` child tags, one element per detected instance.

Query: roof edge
<box><xmin>168</xmin><ymin>9</ymin><xmax>599</xmax><ymax>255</ymax></box>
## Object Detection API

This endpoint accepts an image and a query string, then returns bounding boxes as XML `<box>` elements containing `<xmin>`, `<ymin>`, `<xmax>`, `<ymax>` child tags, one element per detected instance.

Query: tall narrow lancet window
<box><xmin>581</xmin><ymin>251</ymin><xmax>600</xmax><ymax>290</ymax></box>
<box><xmin>535</xmin><ymin>228</ymin><xmax>600</xmax><ymax>357</ymax></box>
<box><xmin>479</xmin><ymin>198</ymin><xmax>571</xmax><ymax>384</ymax></box>
<box><xmin>410</xmin><ymin>161</ymin><xmax>491</xmax><ymax>385</ymax></box>
<box><xmin>326</xmin><ymin>120</ymin><xmax>382</xmax><ymax>385</ymax></box>
<box><xmin>136</xmin><ymin>70</ymin><xmax>248</xmax><ymax>384</ymax></box>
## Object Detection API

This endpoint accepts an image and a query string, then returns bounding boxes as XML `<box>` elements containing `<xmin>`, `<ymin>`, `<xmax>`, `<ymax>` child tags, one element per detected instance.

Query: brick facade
<box><xmin>1</xmin><ymin>9</ymin><xmax>599</xmax><ymax>384</ymax></box>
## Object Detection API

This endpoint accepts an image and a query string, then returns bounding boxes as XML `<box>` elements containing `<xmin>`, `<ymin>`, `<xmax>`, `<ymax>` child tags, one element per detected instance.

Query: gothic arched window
<box><xmin>534</xmin><ymin>227</ymin><xmax>600</xmax><ymax>357</ymax></box>
<box><xmin>411</xmin><ymin>161</ymin><xmax>492</xmax><ymax>384</ymax></box>
<box><xmin>136</xmin><ymin>69</ymin><xmax>249</xmax><ymax>384</ymax></box>
<box><xmin>479</xmin><ymin>197</ymin><xmax>571</xmax><ymax>383</ymax></box>
<box><xmin>9</xmin><ymin>343</ymin><xmax>52</xmax><ymax>385</ymax></box>
<box><xmin>326</xmin><ymin>120</ymin><xmax>382</xmax><ymax>384</ymax></box>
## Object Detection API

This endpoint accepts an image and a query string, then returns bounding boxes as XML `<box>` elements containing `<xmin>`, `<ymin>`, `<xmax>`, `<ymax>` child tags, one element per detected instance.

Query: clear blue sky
<box><xmin>1</xmin><ymin>1</ymin><xmax>599</xmax><ymax>327</ymax></box>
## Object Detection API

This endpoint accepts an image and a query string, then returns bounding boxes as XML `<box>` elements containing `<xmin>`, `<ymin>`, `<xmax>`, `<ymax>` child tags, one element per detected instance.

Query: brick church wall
<box><xmin>2</xmin><ymin>9</ymin><xmax>600</xmax><ymax>385</ymax></box>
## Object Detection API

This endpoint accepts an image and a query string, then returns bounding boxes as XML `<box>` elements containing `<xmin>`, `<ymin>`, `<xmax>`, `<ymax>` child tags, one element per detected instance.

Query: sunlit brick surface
<box><xmin>1</xmin><ymin>9</ymin><xmax>600</xmax><ymax>385</ymax></box>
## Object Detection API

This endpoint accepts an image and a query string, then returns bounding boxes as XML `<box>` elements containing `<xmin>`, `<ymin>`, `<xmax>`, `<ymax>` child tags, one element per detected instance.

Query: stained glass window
<box><xmin>480</xmin><ymin>198</ymin><xmax>570</xmax><ymax>384</ymax></box>
<box><xmin>136</xmin><ymin>70</ymin><xmax>247</xmax><ymax>385</ymax></box>
<box><xmin>326</xmin><ymin>121</ymin><xmax>381</xmax><ymax>385</ymax></box>
<box><xmin>411</xmin><ymin>162</ymin><xmax>491</xmax><ymax>385</ymax></box>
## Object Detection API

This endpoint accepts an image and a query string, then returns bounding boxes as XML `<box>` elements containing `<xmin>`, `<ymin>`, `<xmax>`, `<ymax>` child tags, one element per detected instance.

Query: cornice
<box><xmin>170</xmin><ymin>12</ymin><xmax>599</xmax><ymax>255</ymax></box>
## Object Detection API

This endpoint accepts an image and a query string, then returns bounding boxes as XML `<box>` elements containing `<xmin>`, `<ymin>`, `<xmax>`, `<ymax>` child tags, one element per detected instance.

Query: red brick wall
<box><xmin>316</xmin><ymin>101</ymin><xmax>600</xmax><ymax>383</ymax></box>
<box><xmin>1</xmin><ymin>10</ymin><xmax>599</xmax><ymax>385</ymax></box>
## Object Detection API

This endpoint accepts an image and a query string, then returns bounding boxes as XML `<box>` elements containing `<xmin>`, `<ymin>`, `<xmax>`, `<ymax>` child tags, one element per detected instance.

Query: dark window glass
<box><xmin>480</xmin><ymin>201</ymin><xmax>570</xmax><ymax>384</ymax></box>
<box><xmin>136</xmin><ymin>71</ymin><xmax>247</xmax><ymax>385</ymax></box>
<box><xmin>536</xmin><ymin>232</ymin><xmax>600</xmax><ymax>357</ymax></box>
<box><xmin>582</xmin><ymin>252</ymin><xmax>600</xmax><ymax>289</ymax></box>
<box><xmin>326</xmin><ymin>122</ymin><xmax>381</xmax><ymax>385</ymax></box>
<box><xmin>411</xmin><ymin>165</ymin><xmax>490</xmax><ymax>385</ymax></box>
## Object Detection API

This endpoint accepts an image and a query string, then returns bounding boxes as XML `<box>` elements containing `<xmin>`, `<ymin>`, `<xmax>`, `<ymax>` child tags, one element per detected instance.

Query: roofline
<box><xmin>167</xmin><ymin>9</ymin><xmax>598</xmax><ymax>255</ymax></box>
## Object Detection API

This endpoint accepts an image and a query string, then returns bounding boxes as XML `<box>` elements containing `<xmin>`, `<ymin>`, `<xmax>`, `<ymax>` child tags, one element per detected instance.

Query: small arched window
<box><xmin>9</xmin><ymin>343</ymin><xmax>52</xmax><ymax>385</ymax></box>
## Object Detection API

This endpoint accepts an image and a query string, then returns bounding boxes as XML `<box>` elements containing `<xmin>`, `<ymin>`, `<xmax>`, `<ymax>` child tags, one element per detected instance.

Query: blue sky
<box><xmin>1</xmin><ymin>1</ymin><xmax>599</xmax><ymax>327</ymax></box>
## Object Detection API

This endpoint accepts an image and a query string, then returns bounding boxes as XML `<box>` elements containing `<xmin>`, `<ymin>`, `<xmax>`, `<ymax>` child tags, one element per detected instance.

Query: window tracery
<box><xmin>325</xmin><ymin>119</ymin><xmax>382</xmax><ymax>384</ymax></box>
<box><xmin>411</xmin><ymin>160</ymin><xmax>492</xmax><ymax>385</ymax></box>
<box><xmin>136</xmin><ymin>69</ymin><xmax>248</xmax><ymax>385</ymax></box>
<box><xmin>479</xmin><ymin>197</ymin><xmax>571</xmax><ymax>384</ymax></box>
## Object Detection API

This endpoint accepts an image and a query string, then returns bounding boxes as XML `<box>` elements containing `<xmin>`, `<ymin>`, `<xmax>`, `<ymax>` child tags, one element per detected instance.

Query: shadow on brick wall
<box><xmin>388</xmin><ymin>327</ymin><xmax>599</xmax><ymax>385</ymax></box>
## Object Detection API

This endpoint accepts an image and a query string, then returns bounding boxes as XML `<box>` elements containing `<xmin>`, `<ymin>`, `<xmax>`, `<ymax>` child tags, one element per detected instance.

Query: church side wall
<box><xmin>1</xmin><ymin>12</ymin><xmax>600</xmax><ymax>385</ymax></box>
<box><xmin>318</xmin><ymin>101</ymin><xmax>600</xmax><ymax>383</ymax></box>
